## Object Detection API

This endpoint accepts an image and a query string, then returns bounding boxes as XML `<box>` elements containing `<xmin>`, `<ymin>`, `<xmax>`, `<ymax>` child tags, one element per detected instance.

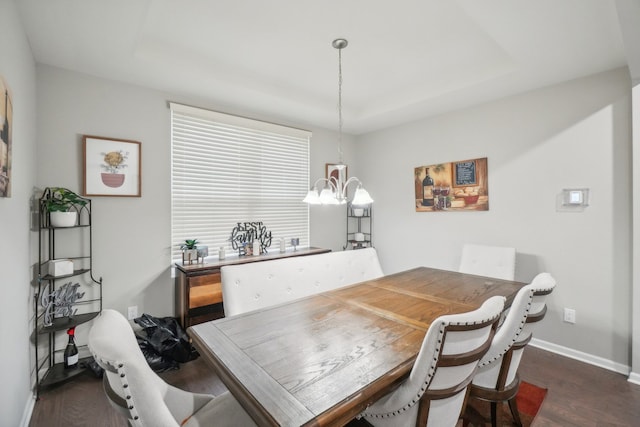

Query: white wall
<box><xmin>0</xmin><ymin>1</ymin><xmax>37</xmax><ymax>425</ymax></box>
<box><xmin>35</xmin><ymin>65</ymin><xmax>351</xmax><ymax>321</ymax></box>
<box><xmin>631</xmin><ymin>82</ymin><xmax>640</xmax><ymax>380</ymax></box>
<box><xmin>615</xmin><ymin>0</ymin><xmax>640</xmax><ymax>382</ymax></box>
<box><xmin>357</xmin><ymin>68</ymin><xmax>633</xmax><ymax>367</ymax></box>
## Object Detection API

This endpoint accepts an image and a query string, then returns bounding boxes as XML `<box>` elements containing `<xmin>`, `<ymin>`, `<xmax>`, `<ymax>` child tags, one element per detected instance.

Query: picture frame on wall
<box><xmin>326</xmin><ymin>163</ymin><xmax>347</xmax><ymax>185</ymax></box>
<box><xmin>0</xmin><ymin>76</ymin><xmax>13</xmax><ymax>198</ymax></box>
<box><xmin>452</xmin><ymin>159</ymin><xmax>478</xmax><ymax>187</ymax></box>
<box><xmin>83</xmin><ymin>135</ymin><xmax>141</xmax><ymax>197</ymax></box>
<box><xmin>414</xmin><ymin>157</ymin><xmax>488</xmax><ymax>212</ymax></box>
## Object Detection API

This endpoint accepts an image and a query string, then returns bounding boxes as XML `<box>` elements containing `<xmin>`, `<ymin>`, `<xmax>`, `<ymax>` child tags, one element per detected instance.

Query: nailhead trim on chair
<box><xmin>114</xmin><ymin>361</ymin><xmax>141</xmax><ymax>424</ymax></box>
<box><xmin>477</xmin><ymin>284</ymin><xmax>550</xmax><ymax>368</ymax></box>
<box><xmin>363</xmin><ymin>322</ymin><xmax>445</xmax><ymax>419</ymax></box>
<box><xmin>362</xmin><ymin>311</ymin><xmax>501</xmax><ymax>420</ymax></box>
<box><xmin>478</xmin><ymin>292</ymin><xmax>533</xmax><ymax>368</ymax></box>
<box><xmin>89</xmin><ymin>350</ymin><xmax>142</xmax><ymax>426</ymax></box>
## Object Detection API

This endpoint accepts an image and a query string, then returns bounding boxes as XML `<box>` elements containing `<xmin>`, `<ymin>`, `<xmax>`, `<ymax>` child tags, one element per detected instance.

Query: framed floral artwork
<box><xmin>83</xmin><ymin>135</ymin><xmax>141</xmax><ymax>197</ymax></box>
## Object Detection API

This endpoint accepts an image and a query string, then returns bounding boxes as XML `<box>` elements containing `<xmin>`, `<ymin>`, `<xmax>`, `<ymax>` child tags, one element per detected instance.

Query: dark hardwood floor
<box><xmin>29</xmin><ymin>346</ymin><xmax>640</xmax><ymax>426</ymax></box>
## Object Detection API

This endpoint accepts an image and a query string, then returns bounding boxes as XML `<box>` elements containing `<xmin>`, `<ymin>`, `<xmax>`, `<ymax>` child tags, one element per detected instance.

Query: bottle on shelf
<box><xmin>63</xmin><ymin>327</ymin><xmax>79</xmax><ymax>369</ymax></box>
<box><xmin>422</xmin><ymin>167</ymin><xmax>434</xmax><ymax>207</ymax></box>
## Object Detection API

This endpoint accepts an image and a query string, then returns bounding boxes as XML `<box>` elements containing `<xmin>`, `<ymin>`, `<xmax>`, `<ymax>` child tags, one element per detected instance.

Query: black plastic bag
<box><xmin>134</xmin><ymin>313</ymin><xmax>198</xmax><ymax>371</ymax></box>
<box><xmin>136</xmin><ymin>336</ymin><xmax>179</xmax><ymax>372</ymax></box>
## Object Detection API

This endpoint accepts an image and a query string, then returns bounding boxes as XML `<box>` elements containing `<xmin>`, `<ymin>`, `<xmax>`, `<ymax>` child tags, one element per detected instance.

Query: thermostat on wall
<box><xmin>560</xmin><ymin>188</ymin><xmax>589</xmax><ymax>209</ymax></box>
<box><xmin>568</xmin><ymin>190</ymin><xmax>583</xmax><ymax>204</ymax></box>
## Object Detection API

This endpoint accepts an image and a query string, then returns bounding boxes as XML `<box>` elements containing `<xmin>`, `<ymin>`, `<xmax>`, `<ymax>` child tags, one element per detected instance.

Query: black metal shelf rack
<box><xmin>34</xmin><ymin>188</ymin><xmax>102</xmax><ymax>398</ymax></box>
<box><xmin>344</xmin><ymin>203</ymin><xmax>372</xmax><ymax>250</ymax></box>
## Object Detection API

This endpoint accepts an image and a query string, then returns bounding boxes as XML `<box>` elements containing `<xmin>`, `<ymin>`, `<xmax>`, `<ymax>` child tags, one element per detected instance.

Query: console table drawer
<box><xmin>190</xmin><ymin>277</ymin><xmax>222</xmax><ymax>308</ymax></box>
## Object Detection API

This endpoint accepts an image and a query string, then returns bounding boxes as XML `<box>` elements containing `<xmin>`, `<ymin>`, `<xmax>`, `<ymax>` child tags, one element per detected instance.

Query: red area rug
<box><xmin>515</xmin><ymin>381</ymin><xmax>547</xmax><ymax>419</ymax></box>
<box><xmin>464</xmin><ymin>381</ymin><xmax>548</xmax><ymax>426</ymax></box>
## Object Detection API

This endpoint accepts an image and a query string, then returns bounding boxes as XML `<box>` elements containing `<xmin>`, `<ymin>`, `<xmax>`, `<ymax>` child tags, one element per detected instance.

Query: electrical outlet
<box><xmin>563</xmin><ymin>308</ymin><xmax>576</xmax><ymax>324</ymax></box>
<box><xmin>127</xmin><ymin>305</ymin><xmax>138</xmax><ymax>320</ymax></box>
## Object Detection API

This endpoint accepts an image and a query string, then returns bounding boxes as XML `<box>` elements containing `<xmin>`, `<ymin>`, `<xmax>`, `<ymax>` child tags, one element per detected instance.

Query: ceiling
<box><xmin>17</xmin><ymin>0</ymin><xmax>630</xmax><ymax>134</ymax></box>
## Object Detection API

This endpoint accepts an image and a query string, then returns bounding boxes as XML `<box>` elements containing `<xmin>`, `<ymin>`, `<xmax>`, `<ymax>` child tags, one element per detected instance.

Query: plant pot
<box><xmin>182</xmin><ymin>249</ymin><xmax>199</xmax><ymax>264</ymax></box>
<box><xmin>101</xmin><ymin>173</ymin><xmax>125</xmax><ymax>188</ymax></box>
<box><xmin>50</xmin><ymin>211</ymin><xmax>77</xmax><ymax>227</ymax></box>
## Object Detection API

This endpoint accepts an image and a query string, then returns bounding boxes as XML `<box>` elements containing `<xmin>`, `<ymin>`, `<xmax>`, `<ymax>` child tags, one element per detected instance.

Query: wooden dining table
<box><xmin>188</xmin><ymin>266</ymin><xmax>525</xmax><ymax>427</ymax></box>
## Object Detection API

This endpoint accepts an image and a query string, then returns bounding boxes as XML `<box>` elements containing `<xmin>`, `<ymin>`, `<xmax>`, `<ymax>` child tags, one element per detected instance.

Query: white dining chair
<box><xmin>359</xmin><ymin>295</ymin><xmax>505</xmax><ymax>427</ymax></box>
<box><xmin>459</xmin><ymin>243</ymin><xmax>516</xmax><ymax>281</ymax></box>
<box><xmin>88</xmin><ymin>309</ymin><xmax>257</xmax><ymax>427</ymax></box>
<box><xmin>463</xmin><ymin>272</ymin><xmax>556</xmax><ymax>427</ymax></box>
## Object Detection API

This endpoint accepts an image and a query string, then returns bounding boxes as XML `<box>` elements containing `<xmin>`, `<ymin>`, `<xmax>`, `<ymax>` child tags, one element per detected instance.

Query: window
<box><xmin>170</xmin><ymin>103</ymin><xmax>311</xmax><ymax>260</ymax></box>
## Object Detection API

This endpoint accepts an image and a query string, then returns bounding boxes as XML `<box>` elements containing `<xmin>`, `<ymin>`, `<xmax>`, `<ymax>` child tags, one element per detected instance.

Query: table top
<box><xmin>188</xmin><ymin>266</ymin><xmax>524</xmax><ymax>427</ymax></box>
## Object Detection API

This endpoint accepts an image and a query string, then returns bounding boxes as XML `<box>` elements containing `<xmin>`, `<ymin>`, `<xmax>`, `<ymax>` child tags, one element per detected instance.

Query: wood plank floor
<box><xmin>29</xmin><ymin>346</ymin><xmax>640</xmax><ymax>426</ymax></box>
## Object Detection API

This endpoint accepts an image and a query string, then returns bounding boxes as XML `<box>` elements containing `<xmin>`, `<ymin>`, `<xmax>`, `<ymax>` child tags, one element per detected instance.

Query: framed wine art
<box><xmin>414</xmin><ymin>157</ymin><xmax>488</xmax><ymax>212</ymax></box>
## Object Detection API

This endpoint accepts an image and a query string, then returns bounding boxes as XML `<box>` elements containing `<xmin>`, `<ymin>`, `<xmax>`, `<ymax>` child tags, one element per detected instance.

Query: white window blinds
<box><xmin>170</xmin><ymin>103</ymin><xmax>311</xmax><ymax>260</ymax></box>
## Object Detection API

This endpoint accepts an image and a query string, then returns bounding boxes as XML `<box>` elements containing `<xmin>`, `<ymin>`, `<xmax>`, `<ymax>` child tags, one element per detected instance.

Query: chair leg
<box><xmin>461</xmin><ymin>401</ymin><xmax>486</xmax><ymax>427</ymax></box>
<box><xmin>490</xmin><ymin>402</ymin><xmax>498</xmax><ymax>427</ymax></box>
<box><xmin>508</xmin><ymin>397</ymin><xmax>523</xmax><ymax>427</ymax></box>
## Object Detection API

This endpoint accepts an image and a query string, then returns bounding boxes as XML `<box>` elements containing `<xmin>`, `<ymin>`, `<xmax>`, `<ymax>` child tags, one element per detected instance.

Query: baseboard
<box><xmin>20</xmin><ymin>393</ymin><xmax>36</xmax><ymax>427</ymax></box>
<box><xmin>529</xmin><ymin>338</ymin><xmax>631</xmax><ymax>376</ymax></box>
<box><xmin>627</xmin><ymin>371</ymin><xmax>640</xmax><ymax>385</ymax></box>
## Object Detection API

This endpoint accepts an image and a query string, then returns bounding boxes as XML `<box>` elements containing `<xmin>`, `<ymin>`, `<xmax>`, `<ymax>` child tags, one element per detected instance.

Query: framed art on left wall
<box><xmin>0</xmin><ymin>76</ymin><xmax>13</xmax><ymax>198</ymax></box>
<box><xmin>83</xmin><ymin>135</ymin><xmax>141</xmax><ymax>197</ymax></box>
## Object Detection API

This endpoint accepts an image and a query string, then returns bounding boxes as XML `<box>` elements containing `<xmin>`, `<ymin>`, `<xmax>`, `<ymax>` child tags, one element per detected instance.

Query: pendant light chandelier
<box><xmin>303</xmin><ymin>38</ymin><xmax>373</xmax><ymax>206</ymax></box>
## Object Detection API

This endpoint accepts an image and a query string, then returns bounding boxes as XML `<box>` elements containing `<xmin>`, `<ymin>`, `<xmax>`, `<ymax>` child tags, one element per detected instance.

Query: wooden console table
<box><xmin>175</xmin><ymin>247</ymin><xmax>330</xmax><ymax>327</ymax></box>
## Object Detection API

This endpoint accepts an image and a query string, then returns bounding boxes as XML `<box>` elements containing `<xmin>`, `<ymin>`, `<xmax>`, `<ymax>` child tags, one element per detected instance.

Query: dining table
<box><xmin>188</xmin><ymin>266</ymin><xmax>525</xmax><ymax>427</ymax></box>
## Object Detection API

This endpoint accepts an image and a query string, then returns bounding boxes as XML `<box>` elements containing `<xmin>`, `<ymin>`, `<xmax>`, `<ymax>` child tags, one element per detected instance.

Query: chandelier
<box><xmin>303</xmin><ymin>38</ymin><xmax>373</xmax><ymax>206</ymax></box>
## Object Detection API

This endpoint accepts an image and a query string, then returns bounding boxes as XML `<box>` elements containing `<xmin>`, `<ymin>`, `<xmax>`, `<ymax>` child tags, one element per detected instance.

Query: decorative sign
<box><xmin>414</xmin><ymin>157</ymin><xmax>488</xmax><ymax>212</ymax></box>
<box><xmin>40</xmin><ymin>282</ymin><xmax>85</xmax><ymax>326</ymax></box>
<box><xmin>453</xmin><ymin>160</ymin><xmax>477</xmax><ymax>186</ymax></box>
<box><xmin>229</xmin><ymin>222</ymin><xmax>273</xmax><ymax>255</ymax></box>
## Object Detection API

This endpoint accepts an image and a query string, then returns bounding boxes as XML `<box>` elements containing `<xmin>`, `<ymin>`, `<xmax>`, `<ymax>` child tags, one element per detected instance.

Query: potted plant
<box><xmin>180</xmin><ymin>239</ymin><xmax>199</xmax><ymax>264</ymax></box>
<box><xmin>45</xmin><ymin>187</ymin><xmax>88</xmax><ymax>227</ymax></box>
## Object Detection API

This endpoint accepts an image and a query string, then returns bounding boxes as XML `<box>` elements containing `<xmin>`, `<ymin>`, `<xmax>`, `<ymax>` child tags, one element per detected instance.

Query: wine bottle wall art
<box><xmin>414</xmin><ymin>157</ymin><xmax>489</xmax><ymax>212</ymax></box>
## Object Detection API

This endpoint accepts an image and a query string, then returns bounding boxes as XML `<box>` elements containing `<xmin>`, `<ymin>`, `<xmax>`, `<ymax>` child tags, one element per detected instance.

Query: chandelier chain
<box><xmin>337</xmin><ymin>45</ymin><xmax>343</xmax><ymax>164</ymax></box>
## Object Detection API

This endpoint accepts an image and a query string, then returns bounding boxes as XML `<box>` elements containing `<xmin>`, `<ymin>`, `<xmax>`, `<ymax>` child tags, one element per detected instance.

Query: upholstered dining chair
<box><xmin>359</xmin><ymin>295</ymin><xmax>506</xmax><ymax>427</ymax></box>
<box><xmin>463</xmin><ymin>272</ymin><xmax>556</xmax><ymax>427</ymax></box>
<box><xmin>459</xmin><ymin>244</ymin><xmax>516</xmax><ymax>281</ymax></box>
<box><xmin>88</xmin><ymin>309</ymin><xmax>257</xmax><ymax>427</ymax></box>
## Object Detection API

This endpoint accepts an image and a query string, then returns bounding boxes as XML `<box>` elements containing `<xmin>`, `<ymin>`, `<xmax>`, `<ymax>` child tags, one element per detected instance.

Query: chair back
<box><xmin>459</xmin><ymin>243</ymin><xmax>516</xmax><ymax>281</ymax></box>
<box><xmin>361</xmin><ymin>296</ymin><xmax>505</xmax><ymax>427</ymax></box>
<box><xmin>88</xmin><ymin>309</ymin><xmax>207</xmax><ymax>427</ymax></box>
<box><xmin>221</xmin><ymin>247</ymin><xmax>383</xmax><ymax>316</ymax></box>
<box><xmin>472</xmin><ymin>272</ymin><xmax>556</xmax><ymax>392</ymax></box>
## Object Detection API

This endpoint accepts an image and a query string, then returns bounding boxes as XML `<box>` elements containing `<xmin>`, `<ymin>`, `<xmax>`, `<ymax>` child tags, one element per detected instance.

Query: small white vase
<box><xmin>50</xmin><ymin>211</ymin><xmax>77</xmax><ymax>227</ymax></box>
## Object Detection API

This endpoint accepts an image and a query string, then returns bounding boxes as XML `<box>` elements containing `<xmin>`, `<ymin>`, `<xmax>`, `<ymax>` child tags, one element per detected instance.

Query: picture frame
<box><xmin>414</xmin><ymin>157</ymin><xmax>488</xmax><ymax>212</ymax></box>
<box><xmin>325</xmin><ymin>163</ymin><xmax>347</xmax><ymax>185</ymax></box>
<box><xmin>0</xmin><ymin>76</ymin><xmax>13</xmax><ymax>198</ymax></box>
<box><xmin>452</xmin><ymin>159</ymin><xmax>478</xmax><ymax>188</ymax></box>
<box><xmin>83</xmin><ymin>135</ymin><xmax>141</xmax><ymax>197</ymax></box>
